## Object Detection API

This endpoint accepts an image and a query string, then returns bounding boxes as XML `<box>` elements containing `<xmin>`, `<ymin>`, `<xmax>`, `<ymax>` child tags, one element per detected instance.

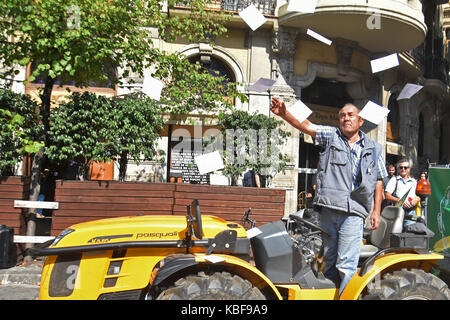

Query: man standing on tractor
<box><xmin>270</xmin><ymin>98</ymin><xmax>387</xmax><ymax>296</ymax></box>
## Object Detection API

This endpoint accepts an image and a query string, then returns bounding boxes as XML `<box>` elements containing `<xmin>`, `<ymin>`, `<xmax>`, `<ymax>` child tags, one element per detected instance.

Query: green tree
<box><xmin>0</xmin><ymin>0</ymin><xmax>239</xmax><ymax>209</ymax></box>
<box><xmin>46</xmin><ymin>92</ymin><xmax>112</xmax><ymax>178</ymax></box>
<box><xmin>106</xmin><ymin>94</ymin><xmax>165</xmax><ymax>181</ymax></box>
<box><xmin>0</xmin><ymin>89</ymin><xmax>43</xmax><ymax>175</ymax></box>
<box><xmin>47</xmin><ymin>92</ymin><xmax>165</xmax><ymax>181</ymax></box>
<box><xmin>214</xmin><ymin>110</ymin><xmax>291</xmax><ymax>185</ymax></box>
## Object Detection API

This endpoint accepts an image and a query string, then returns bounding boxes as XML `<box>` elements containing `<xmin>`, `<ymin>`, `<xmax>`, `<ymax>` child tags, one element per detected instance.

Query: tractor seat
<box><xmin>359</xmin><ymin>206</ymin><xmax>405</xmax><ymax>258</ymax></box>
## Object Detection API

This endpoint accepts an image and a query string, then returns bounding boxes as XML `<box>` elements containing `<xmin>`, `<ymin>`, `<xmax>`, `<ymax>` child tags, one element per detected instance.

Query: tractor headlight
<box><xmin>52</xmin><ymin>228</ymin><xmax>74</xmax><ymax>246</ymax></box>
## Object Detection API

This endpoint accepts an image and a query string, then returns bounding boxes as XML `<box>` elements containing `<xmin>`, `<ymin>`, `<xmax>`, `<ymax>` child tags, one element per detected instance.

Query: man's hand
<box><xmin>271</xmin><ymin>97</ymin><xmax>287</xmax><ymax>117</ymax></box>
<box><xmin>370</xmin><ymin>210</ymin><xmax>381</xmax><ymax>230</ymax></box>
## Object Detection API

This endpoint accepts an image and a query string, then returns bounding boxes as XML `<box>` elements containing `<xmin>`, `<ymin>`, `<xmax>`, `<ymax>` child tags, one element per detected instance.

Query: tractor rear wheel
<box><xmin>156</xmin><ymin>271</ymin><xmax>266</xmax><ymax>300</ymax></box>
<box><xmin>362</xmin><ymin>268</ymin><xmax>450</xmax><ymax>300</ymax></box>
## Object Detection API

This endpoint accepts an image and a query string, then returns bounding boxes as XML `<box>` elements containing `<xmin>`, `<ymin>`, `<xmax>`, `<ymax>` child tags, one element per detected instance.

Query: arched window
<box><xmin>188</xmin><ymin>55</ymin><xmax>235</xmax><ymax>86</ymax></box>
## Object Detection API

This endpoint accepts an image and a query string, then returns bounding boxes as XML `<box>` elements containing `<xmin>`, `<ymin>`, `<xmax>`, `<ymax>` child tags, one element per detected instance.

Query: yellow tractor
<box><xmin>30</xmin><ymin>190</ymin><xmax>449</xmax><ymax>300</ymax></box>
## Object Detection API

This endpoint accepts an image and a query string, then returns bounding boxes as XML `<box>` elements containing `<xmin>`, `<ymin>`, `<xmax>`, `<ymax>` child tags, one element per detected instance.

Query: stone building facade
<box><xmin>2</xmin><ymin>0</ymin><xmax>449</xmax><ymax>216</ymax></box>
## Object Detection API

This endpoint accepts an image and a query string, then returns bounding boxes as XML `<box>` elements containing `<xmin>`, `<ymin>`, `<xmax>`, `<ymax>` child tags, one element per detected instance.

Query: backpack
<box><xmin>243</xmin><ymin>170</ymin><xmax>256</xmax><ymax>187</ymax></box>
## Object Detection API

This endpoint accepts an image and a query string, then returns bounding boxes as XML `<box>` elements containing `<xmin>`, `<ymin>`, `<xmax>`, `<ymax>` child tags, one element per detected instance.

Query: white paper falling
<box><xmin>286</xmin><ymin>0</ymin><xmax>318</xmax><ymax>13</ymax></box>
<box><xmin>194</xmin><ymin>151</ymin><xmax>224</xmax><ymax>175</ymax></box>
<box><xmin>142</xmin><ymin>75</ymin><xmax>164</xmax><ymax>101</ymax></box>
<box><xmin>239</xmin><ymin>4</ymin><xmax>267</xmax><ymax>31</ymax></box>
<box><xmin>358</xmin><ymin>101</ymin><xmax>390</xmax><ymax>125</ymax></box>
<box><xmin>370</xmin><ymin>53</ymin><xmax>399</xmax><ymax>73</ymax></box>
<box><xmin>307</xmin><ymin>29</ymin><xmax>332</xmax><ymax>45</ymax></box>
<box><xmin>397</xmin><ymin>83</ymin><xmax>423</xmax><ymax>100</ymax></box>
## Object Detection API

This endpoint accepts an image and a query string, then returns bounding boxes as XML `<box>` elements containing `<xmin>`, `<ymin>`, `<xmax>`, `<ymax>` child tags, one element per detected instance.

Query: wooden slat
<box><xmin>14</xmin><ymin>200</ymin><xmax>59</xmax><ymax>209</ymax></box>
<box><xmin>173</xmin><ymin>191</ymin><xmax>284</xmax><ymax>203</ymax></box>
<box><xmin>55</xmin><ymin>195</ymin><xmax>174</xmax><ymax>204</ymax></box>
<box><xmin>0</xmin><ymin>185</ymin><xmax>25</xmax><ymax>192</ymax></box>
<box><xmin>56</xmin><ymin>201</ymin><xmax>173</xmax><ymax>211</ymax></box>
<box><xmin>55</xmin><ymin>189</ymin><xmax>173</xmax><ymax>198</ymax></box>
<box><xmin>55</xmin><ymin>180</ymin><xmax>176</xmax><ymax>191</ymax></box>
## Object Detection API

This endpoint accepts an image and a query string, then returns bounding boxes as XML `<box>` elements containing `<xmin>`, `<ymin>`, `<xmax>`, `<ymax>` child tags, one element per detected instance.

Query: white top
<box><xmin>385</xmin><ymin>175</ymin><xmax>417</xmax><ymax>203</ymax></box>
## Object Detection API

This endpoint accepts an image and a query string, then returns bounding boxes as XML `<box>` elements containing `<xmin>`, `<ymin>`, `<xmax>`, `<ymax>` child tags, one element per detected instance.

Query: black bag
<box><xmin>243</xmin><ymin>170</ymin><xmax>256</xmax><ymax>187</ymax></box>
<box><xmin>0</xmin><ymin>225</ymin><xmax>16</xmax><ymax>269</ymax></box>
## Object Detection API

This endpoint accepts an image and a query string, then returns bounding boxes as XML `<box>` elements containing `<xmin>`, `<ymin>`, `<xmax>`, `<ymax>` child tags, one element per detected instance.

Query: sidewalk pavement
<box><xmin>0</xmin><ymin>260</ymin><xmax>43</xmax><ymax>286</ymax></box>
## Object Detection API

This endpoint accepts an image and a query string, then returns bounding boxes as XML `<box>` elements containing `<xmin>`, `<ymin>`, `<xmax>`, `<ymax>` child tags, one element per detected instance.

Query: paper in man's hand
<box><xmin>287</xmin><ymin>100</ymin><xmax>313</xmax><ymax>123</ymax></box>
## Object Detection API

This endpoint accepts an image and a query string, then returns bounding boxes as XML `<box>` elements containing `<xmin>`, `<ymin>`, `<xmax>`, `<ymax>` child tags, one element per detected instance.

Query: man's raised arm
<box><xmin>270</xmin><ymin>98</ymin><xmax>317</xmax><ymax>138</ymax></box>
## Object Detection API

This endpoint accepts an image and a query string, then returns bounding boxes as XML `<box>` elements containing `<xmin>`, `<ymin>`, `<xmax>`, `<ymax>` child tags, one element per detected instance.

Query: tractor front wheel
<box><xmin>156</xmin><ymin>271</ymin><xmax>266</xmax><ymax>300</ymax></box>
<box><xmin>362</xmin><ymin>268</ymin><xmax>450</xmax><ymax>300</ymax></box>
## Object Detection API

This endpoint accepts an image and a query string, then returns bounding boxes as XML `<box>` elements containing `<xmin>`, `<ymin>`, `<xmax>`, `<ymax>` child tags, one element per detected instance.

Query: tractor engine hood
<box><xmin>29</xmin><ymin>214</ymin><xmax>250</xmax><ymax>256</ymax></box>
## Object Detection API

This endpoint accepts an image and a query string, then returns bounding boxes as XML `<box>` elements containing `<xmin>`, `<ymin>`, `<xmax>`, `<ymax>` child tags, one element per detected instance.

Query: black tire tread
<box><xmin>362</xmin><ymin>268</ymin><xmax>450</xmax><ymax>300</ymax></box>
<box><xmin>156</xmin><ymin>271</ymin><xmax>266</xmax><ymax>300</ymax></box>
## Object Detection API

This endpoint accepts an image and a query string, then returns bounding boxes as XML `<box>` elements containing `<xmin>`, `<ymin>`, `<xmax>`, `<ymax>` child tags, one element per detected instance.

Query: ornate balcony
<box><xmin>175</xmin><ymin>0</ymin><xmax>275</xmax><ymax>15</ymax></box>
<box><xmin>278</xmin><ymin>0</ymin><xmax>427</xmax><ymax>53</ymax></box>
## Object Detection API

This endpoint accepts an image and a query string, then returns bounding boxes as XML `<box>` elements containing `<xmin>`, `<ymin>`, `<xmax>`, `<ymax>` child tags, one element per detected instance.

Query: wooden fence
<box><xmin>52</xmin><ymin>180</ymin><xmax>286</xmax><ymax>236</ymax></box>
<box><xmin>0</xmin><ymin>176</ymin><xmax>30</xmax><ymax>235</ymax></box>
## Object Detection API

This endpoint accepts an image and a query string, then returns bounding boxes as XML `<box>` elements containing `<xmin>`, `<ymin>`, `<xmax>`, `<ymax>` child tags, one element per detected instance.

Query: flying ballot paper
<box><xmin>287</xmin><ymin>100</ymin><xmax>313</xmax><ymax>123</ymax></box>
<box><xmin>239</xmin><ymin>4</ymin><xmax>267</xmax><ymax>31</ymax></box>
<box><xmin>248</xmin><ymin>78</ymin><xmax>276</xmax><ymax>92</ymax></box>
<box><xmin>359</xmin><ymin>101</ymin><xmax>390</xmax><ymax>125</ymax></box>
<box><xmin>370</xmin><ymin>53</ymin><xmax>399</xmax><ymax>73</ymax></box>
<box><xmin>286</xmin><ymin>0</ymin><xmax>318</xmax><ymax>13</ymax></box>
<box><xmin>142</xmin><ymin>75</ymin><xmax>164</xmax><ymax>101</ymax></box>
<box><xmin>307</xmin><ymin>29</ymin><xmax>332</xmax><ymax>45</ymax></box>
<box><xmin>397</xmin><ymin>83</ymin><xmax>423</xmax><ymax>100</ymax></box>
<box><xmin>194</xmin><ymin>151</ymin><xmax>224</xmax><ymax>175</ymax></box>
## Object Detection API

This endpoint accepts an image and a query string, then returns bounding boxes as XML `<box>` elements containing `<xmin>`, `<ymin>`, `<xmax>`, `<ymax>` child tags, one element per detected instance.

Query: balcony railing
<box><xmin>175</xmin><ymin>0</ymin><xmax>276</xmax><ymax>16</ymax></box>
<box><xmin>221</xmin><ymin>0</ymin><xmax>275</xmax><ymax>15</ymax></box>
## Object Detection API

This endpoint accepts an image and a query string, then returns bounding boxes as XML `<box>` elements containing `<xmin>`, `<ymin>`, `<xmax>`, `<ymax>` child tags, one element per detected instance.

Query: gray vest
<box><xmin>313</xmin><ymin>128</ymin><xmax>382</xmax><ymax>218</ymax></box>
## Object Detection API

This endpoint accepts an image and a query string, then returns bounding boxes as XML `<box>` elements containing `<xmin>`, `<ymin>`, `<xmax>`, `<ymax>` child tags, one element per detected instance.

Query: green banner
<box><xmin>428</xmin><ymin>166</ymin><xmax>450</xmax><ymax>255</ymax></box>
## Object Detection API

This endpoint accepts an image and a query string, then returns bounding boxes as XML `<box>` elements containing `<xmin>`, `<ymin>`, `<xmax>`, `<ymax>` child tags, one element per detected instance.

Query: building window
<box><xmin>418</xmin><ymin>112</ymin><xmax>424</xmax><ymax>158</ymax></box>
<box><xmin>387</xmin><ymin>93</ymin><xmax>400</xmax><ymax>142</ymax></box>
<box><xmin>188</xmin><ymin>55</ymin><xmax>235</xmax><ymax>84</ymax></box>
<box><xmin>27</xmin><ymin>61</ymin><xmax>116</xmax><ymax>88</ymax></box>
<box><xmin>301</xmin><ymin>78</ymin><xmax>353</xmax><ymax>108</ymax></box>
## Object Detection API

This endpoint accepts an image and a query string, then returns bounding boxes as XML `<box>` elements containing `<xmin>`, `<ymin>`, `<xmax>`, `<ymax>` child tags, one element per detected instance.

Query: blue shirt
<box><xmin>314</xmin><ymin>125</ymin><xmax>387</xmax><ymax>190</ymax></box>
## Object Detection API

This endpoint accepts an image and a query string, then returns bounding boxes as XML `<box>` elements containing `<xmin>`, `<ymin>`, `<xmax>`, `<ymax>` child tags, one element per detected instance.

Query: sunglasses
<box><xmin>399</xmin><ymin>166</ymin><xmax>409</xmax><ymax>170</ymax></box>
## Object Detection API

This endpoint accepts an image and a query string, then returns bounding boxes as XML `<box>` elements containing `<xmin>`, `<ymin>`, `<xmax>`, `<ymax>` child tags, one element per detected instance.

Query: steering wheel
<box><xmin>289</xmin><ymin>214</ymin><xmax>329</xmax><ymax>236</ymax></box>
<box><xmin>190</xmin><ymin>199</ymin><xmax>203</xmax><ymax>240</ymax></box>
